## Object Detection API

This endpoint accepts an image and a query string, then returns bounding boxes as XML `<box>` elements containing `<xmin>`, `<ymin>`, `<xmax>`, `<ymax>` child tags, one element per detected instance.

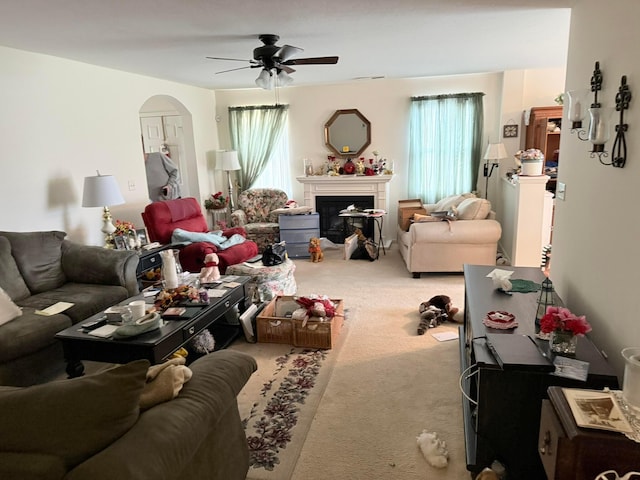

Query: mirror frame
<box><xmin>324</xmin><ymin>109</ymin><xmax>371</xmax><ymax>157</ymax></box>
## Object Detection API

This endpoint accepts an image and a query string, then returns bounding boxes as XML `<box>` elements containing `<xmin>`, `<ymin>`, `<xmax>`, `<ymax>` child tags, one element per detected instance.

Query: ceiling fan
<box><xmin>207</xmin><ymin>34</ymin><xmax>339</xmax><ymax>89</ymax></box>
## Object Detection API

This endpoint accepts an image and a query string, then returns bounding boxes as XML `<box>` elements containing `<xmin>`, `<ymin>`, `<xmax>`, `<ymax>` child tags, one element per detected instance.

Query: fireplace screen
<box><xmin>316</xmin><ymin>195</ymin><xmax>374</xmax><ymax>243</ymax></box>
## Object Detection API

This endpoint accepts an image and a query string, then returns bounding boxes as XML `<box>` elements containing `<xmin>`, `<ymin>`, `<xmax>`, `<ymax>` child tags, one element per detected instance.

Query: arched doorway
<box><xmin>139</xmin><ymin>95</ymin><xmax>200</xmax><ymax>201</ymax></box>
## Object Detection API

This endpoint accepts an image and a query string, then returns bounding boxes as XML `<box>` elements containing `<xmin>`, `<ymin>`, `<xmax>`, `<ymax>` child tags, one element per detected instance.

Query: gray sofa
<box><xmin>0</xmin><ymin>231</ymin><xmax>139</xmax><ymax>386</ymax></box>
<box><xmin>0</xmin><ymin>350</ymin><xmax>257</xmax><ymax>480</ymax></box>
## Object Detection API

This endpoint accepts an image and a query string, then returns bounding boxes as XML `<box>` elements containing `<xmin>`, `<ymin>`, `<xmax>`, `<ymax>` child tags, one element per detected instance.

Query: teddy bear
<box><xmin>308</xmin><ymin>237</ymin><xmax>324</xmax><ymax>262</ymax></box>
<box><xmin>199</xmin><ymin>252</ymin><xmax>220</xmax><ymax>283</ymax></box>
<box><xmin>419</xmin><ymin>294</ymin><xmax>460</xmax><ymax>323</ymax></box>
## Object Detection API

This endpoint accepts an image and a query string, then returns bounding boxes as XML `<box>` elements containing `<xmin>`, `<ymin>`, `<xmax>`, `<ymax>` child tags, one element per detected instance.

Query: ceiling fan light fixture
<box><xmin>277</xmin><ymin>69</ymin><xmax>293</xmax><ymax>87</ymax></box>
<box><xmin>255</xmin><ymin>68</ymin><xmax>273</xmax><ymax>90</ymax></box>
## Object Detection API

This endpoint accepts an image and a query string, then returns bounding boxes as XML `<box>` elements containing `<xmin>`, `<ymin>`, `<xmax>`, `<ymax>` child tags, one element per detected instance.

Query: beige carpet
<box><xmin>231</xmin><ymin>244</ymin><xmax>470</xmax><ymax>480</ymax></box>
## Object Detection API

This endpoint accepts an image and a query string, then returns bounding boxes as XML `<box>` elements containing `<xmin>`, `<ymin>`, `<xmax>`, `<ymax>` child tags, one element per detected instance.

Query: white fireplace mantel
<box><xmin>296</xmin><ymin>175</ymin><xmax>394</xmax><ymax>212</ymax></box>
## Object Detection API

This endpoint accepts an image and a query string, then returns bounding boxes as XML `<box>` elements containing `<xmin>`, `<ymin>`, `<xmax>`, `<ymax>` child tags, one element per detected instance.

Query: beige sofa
<box><xmin>397</xmin><ymin>194</ymin><xmax>502</xmax><ymax>277</ymax></box>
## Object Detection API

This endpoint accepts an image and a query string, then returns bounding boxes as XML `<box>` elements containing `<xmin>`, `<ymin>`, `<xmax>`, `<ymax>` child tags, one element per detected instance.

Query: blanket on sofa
<box><xmin>171</xmin><ymin>228</ymin><xmax>246</xmax><ymax>250</ymax></box>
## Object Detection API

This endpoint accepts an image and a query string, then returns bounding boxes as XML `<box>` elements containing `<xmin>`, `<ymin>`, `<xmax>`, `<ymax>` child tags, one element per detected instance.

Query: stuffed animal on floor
<box><xmin>199</xmin><ymin>252</ymin><xmax>220</xmax><ymax>283</ymax></box>
<box><xmin>309</xmin><ymin>237</ymin><xmax>324</xmax><ymax>263</ymax></box>
<box><xmin>419</xmin><ymin>295</ymin><xmax>460</xmax><ymax>323</ymax></box>
<box><xmin>416</xmin><ymin>430</ymin><xmax>449</xmax><ymax>468</ymax></box>
<box><xmin>417</xmin><ymin>304</ymin><xmax>445</xmax><ymax>334</ymax></box>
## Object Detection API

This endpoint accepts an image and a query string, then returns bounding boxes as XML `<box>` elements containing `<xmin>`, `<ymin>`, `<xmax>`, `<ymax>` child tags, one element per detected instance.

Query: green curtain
<box><xmin>408</xmin><ymin>93</ymin><xmax>484</xmax><ymax>204</ymax></box>
<box><xmin>228</xmin><ymin>104</ymin><xmax>289</xmax><ymax>190</ymax></box>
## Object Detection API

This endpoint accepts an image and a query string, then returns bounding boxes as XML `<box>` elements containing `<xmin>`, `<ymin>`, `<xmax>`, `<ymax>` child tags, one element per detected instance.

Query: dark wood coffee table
<box><xmin>55</xmin><ymin>276</ymin><xmax>250</xmax><ymax>377</ymax></box>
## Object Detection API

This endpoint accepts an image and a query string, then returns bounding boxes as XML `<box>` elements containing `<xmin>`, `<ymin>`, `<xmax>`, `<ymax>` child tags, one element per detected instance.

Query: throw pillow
<box><xmin>0</xmin><ymin>231</ymin><xmax>67</xmax><ymax>294</ymax></box>
<box><xmin>456</xmin><ymin>198</ymin><xmax>491</xmax><ymax>220</ymax></box>
<box><xmin>433</xmin><ymin>193</ymin><xmax>475</xmax><ymax>212</ymax></box>
<box><xmin>0</xmin><ymin>287</ymin><xmax>22</xmax><ymax>326</ymax></box>
<box><xmin>413</xmin><ymin>213</ymin><xmax>441</xmax><ymax>223</ymax></box>
<box><xmin>0</xmin><ymin>236</ymin><xmax>31</xmax><ymax>301</ymax></box>
<box><xmin>0</xmin><ymin>359</ymin><xmax>149</xmax><ymax>469</ymax></box>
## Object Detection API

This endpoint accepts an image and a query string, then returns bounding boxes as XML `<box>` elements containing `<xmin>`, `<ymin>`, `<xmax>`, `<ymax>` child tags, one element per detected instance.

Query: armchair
<box><xmin>230</xmin><ymin>188</ymin><xmax>288</xmax><ymax>252</ymax></box>
<box><xmin>141</xmin><ymin>198</ymin><xmax>258</xmax><ymax>274</ymax></box>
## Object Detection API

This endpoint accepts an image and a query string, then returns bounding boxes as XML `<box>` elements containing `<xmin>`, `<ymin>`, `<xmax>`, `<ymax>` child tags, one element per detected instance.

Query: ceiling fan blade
<box><xmin>284</xmin><ymin>56</ymin><xmax>339</xmax><ymax>65</ymax></box>
<box><xmin>206</xmin><ymin>56</ymin><xmax>253</xmax><ymax>62</ymax></box>
<box><xmin>277</xmin><ymin>45</ymin><xmax>304</xmax><ymax>62</ymax></box>
<box><xmin>278</xmin><ymin>65</ymin><xmax>296</xmax><ymax>74</ymax></box>
<box><xmin>215</xmin><ymin>65</ymin><xmax>253</xmax><ymax>74</ymax></box>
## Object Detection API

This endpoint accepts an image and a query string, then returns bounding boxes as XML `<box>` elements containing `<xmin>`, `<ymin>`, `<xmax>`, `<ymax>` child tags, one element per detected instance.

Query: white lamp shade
<box><xmin>220</xmin><ymin>151</ymin><xmax>241</xmax><ymax>171</ymax></box>
<box><xmin>82</xmin><ymin>174</ymin><xmax>124</xmax><ymax>207</ymax></box>
<box><xmin>483</xmin><ymin>143</ymin><xmax>508</xmax><ymax>160</ymax></box>
<box><xmin>255</xmin><ymin>69</ymin><xmax>274</xmax><ymax>90</ymax></box>
<box><xmin>277</xmin><ymin>69</ymin><xmax>293</xmax><ymax>86</ymax></box>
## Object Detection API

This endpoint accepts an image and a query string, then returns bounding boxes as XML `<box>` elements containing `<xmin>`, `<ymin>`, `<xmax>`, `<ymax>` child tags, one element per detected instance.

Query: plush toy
<box><xmin>417</xmin><ymin>305</ymin><xmax>444</xmax><ymax>334</ymax></box>
<box><xmin>199</xmin><ymin>252</ymin><xmax>220</xmax><ymax>283</ymax></box>
<box><xmin>419</xmin><ymin>295</ymin><xmax>460</xmax><ymax>323</ymax></box>
<box><xmin>309</xmin><ymin>237</ymin><xmax>324</xmax><ymax>263</ymax></box>
<box><xmin>416</xmin><ymin>430</ymin><xmax>449</xmax><ymax>468</ymax></box>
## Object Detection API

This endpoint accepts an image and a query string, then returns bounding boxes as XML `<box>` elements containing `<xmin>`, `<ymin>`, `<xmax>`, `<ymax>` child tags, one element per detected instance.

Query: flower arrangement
<box><xmin>326</xmin><ymin>155</ymin><xmax>340</xmax><ymax>175</ymax></box>
<box><xmin>114</xmin><ymin>220</ymin><xmax>135</xmax><ymax>236</ymax></box>
<box><xmin>204</xmin><ymin>192</ymin><xmax>229</xmax><ymax>210</ymax></box>
<box><xmin>539</xmin><ymin>306</ymin><xmax>592</xmax><ymax>336</ymax></box>
<box><xmin>515</xmin><ymin>148</ymin><xmax>544</xmax><ymax>161</ymax></box>
<box><xmin>154</xmin><ymin>285</ymin><xmax>200</xmax><ymax>310</ymax></box>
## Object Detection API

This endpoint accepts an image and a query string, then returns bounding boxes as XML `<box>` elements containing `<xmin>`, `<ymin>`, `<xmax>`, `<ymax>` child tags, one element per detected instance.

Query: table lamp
<box><xmin>82</xmin><ymin>171</ymin><xmax>125</xmax><ymax>247</ymax></box>
<box><xmin>483</xmin><ymin>143</ymin><xmax>508</xmax><ymax>199</ymax></box>
<box><xmin>218</xmin><ymin>151</ymin><xmax>241</xmax><ymax>211</ymax></box>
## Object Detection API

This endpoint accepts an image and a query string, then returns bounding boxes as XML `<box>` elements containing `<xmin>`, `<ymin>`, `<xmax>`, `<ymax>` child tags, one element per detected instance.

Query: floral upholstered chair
<box><xmin>230</xmin><ymin>188</ymin><xmax>288</xmax><ymax>252</ymax></box>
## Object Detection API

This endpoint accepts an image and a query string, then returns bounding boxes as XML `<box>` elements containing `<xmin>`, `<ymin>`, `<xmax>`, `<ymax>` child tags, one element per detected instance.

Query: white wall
<box><xmin>215</xmin><ymin>74</ymin><xmax>505</xmax><ymax>241</ymax></box>
<box><xmin>0</xmin><ymin>46</ymin><xmax>220</xmax><ymax>246</ymax></box>
<box><xmin>552</xmin><ymin>0</ymin><xmax>640</xmax><ymax>377</ymax></box>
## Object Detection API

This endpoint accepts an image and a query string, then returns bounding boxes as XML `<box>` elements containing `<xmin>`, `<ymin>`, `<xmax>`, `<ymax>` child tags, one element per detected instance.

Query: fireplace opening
<box><xmin>316</xmin><ymin>195</ymin><xmax>374</xmax><ymax>243</ymax></box>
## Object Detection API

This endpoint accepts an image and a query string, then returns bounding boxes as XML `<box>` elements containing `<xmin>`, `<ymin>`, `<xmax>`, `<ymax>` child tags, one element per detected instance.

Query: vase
<box><xmin>549</xmin><ymin>330</ymin><xmax>578</xmax><ymax>355</ymax></box>
<box><xmin>160</xmin><ymin>249</ymin><xmax>184</xmax><ymax>290</ymax></box>
<box><xmin>343</xmin><ymin>158</ymin><xmax>356</xmax><ymax>175</ymax></box>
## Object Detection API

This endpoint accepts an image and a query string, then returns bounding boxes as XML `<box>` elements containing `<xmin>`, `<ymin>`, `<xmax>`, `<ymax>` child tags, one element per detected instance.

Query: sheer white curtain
<box><xmin>408</xmin><ymin>93</ymin><xmax>484</xmax><ymax>204</ymax></box>
<box><xmin>228</xmin><ymin>104</ymin><xmax>289</xmax><ymax>192</ymax></box>
<box><xmin>250</xmin><ymin>126</ymin><xmax>292</xmax><ymax>196</ymax></box>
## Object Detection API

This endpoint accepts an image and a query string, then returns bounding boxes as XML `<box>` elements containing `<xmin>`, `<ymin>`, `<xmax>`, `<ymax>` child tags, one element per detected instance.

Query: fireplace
<box><xmin>296</xmin><ymin>174</ymin><xmax>394</xmax><ymax>244</ymax></box>
<box><xmin>316</xmin><ymin>195</ymin><xmax>374</xmax><ymax>243</ymax></box>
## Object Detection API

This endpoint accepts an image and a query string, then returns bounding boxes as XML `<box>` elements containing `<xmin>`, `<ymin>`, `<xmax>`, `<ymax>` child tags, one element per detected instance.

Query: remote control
<box><xmin>81</xmin><ymin>318</ymin><xmax>107</xmax><ymax>331</ymax></box>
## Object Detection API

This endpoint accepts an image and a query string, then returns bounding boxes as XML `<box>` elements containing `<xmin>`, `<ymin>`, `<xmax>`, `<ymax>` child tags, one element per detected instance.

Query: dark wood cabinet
<box><xmin>460</xmin><ymin>265</ymin><xmax>619</xmax><ymax>479</ymax></box>
<box><xmin>539</xmin><ymin>387</ymin><xmax>640</xmax><ymax>479</ymax></box>
<box><xmin>525</xmin><ymin>106</ymin><xmax>563</xmax><ymax>162</ymax></box>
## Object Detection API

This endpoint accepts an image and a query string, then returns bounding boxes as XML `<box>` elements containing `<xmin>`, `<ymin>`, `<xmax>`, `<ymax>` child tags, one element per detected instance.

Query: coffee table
<box><xmin>55</xmin><ymin>275</ymin><xmax>250</xmax><ymax>378</ymax></box>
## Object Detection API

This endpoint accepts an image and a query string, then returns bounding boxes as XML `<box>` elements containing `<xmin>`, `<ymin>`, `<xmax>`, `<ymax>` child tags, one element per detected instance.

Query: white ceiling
<box><xmin>0</xmin><ymin>0</ymin><xmax>573</xmax><ymax>90</ymax></box>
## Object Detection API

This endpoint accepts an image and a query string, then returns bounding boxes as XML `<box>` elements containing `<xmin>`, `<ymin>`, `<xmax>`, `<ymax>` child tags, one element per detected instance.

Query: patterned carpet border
<box><xmin>243</xmin><ymin>347</ymin><xmax>329</xmax><ymax>472</ymax></box>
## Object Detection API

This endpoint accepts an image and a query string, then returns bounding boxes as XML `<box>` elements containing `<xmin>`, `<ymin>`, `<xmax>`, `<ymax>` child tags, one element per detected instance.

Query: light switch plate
<box><xmin>556</xmin><ymin>182</ymin><xmax>566</xmax><ymax>200</ymax></box>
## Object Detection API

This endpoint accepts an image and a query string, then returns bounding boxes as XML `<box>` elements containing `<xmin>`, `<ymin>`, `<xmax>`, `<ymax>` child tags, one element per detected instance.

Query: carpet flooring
<box><xmin>230</xmin><ymin>245</ymin><xmax>471</xmax><ymax>480</ymax></box>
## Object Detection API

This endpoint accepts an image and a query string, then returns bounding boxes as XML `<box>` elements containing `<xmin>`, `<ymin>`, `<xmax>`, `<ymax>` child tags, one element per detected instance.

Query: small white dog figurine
<box><xmin>416</xmin><ymin>430</ymin><xmax>449</xmax><ymax>468</ymax></box>
<box><xmin>199</xmin><ymin>252</ymin><xmax>220</xmax><ymax>283</ymax></box>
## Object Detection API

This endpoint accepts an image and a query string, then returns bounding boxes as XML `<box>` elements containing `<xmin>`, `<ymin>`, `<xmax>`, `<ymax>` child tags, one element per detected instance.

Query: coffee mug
<box><xmin>128</xmin><ymin>300</ymin><xmax>146</xmax><ymax>320</ymax></box>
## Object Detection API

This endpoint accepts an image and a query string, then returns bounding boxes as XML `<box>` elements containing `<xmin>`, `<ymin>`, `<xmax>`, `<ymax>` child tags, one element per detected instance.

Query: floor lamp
<box><xmin>483</xmin><ymin>143</ymin><xmax>508</xmax><ymax>199</ymax></box>
<box><xmin>219</xmin><ymin>151</ymin><xmax>241</xmax><ymax>211</ymax></box>
<box><xmin>81</xmin><ymin>171</ymin><xmax>125</xmax><ymax>247</ymax></box>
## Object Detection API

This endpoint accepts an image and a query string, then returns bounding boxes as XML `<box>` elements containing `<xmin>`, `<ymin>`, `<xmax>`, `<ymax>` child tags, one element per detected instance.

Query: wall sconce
<box><xmin>566</xmin><ymin>61</ymin><xmax>603</xmax><ymax>141</ymax></box>
<box><xmin>566</xmin><ymin>61</ymin><xmax>632</xmax><ymax>168</ymax></box>
<box><xmin>611</xmin><ymin>75</ymin><xmax>632</xmax><ymax>168</ymax></box>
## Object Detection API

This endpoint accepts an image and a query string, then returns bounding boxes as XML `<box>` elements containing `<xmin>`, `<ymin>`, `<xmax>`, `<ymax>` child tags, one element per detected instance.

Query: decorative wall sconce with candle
<box><xmin>565</xmin><ymin>61</ymin><xmax>631</xmax><ymax>168</ymax></box>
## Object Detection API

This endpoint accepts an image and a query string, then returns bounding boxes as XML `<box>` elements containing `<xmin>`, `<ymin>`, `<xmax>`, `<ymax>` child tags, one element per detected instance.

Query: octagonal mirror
<box><xmin>324</xmin><ymin>109</ymin><xmax>371</xmax><ymax>157</ymax></box>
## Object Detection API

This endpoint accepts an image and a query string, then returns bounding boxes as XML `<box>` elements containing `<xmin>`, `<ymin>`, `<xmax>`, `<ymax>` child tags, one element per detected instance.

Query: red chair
<box><xmin>141</xmin><ymin>197</ymin><xmax>258</xmax><ymax>274</ymax></box>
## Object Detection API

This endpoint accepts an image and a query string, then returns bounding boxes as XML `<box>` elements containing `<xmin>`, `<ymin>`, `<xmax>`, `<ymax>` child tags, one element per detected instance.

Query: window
<box><xmin>408</xmin><ymin>93</ymin><xmax>484</xmax><ymax>204</ymax></box>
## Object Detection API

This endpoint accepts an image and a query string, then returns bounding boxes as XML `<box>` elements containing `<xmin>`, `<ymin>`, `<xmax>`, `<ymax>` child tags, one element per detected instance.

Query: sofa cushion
<box><xmin>0</xmin><ymin>231</ymin><xmax>66</xmax><ymax>294</ymax></box>
<box><xmin>434</xmin><ymin>193</ymin><xmax>475</xmax><ymax>212</ymax></box>
<box><xmin>0</xmin><ymin>359</ymin><xmax>149</xmax><ymax>469</ymax></box>
<box><xmin>0</xmin><ymin>237</ymin><xmax>31</xmax><ymax>301</ymax></box>
<box><xmin>456</xmin><ymin>198</ymin><xmax>492</xmax><ymax>220</ymax></box>
<box><xmin>0</xmin><ymin>287</ymin><xmax>22</xmax><ymax>326</ymax></box>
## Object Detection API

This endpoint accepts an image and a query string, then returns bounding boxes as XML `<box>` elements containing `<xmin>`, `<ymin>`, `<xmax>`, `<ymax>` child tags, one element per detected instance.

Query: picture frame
<box><xmin>503</xmin><ymin>124</ymin><xmax>519</xmax><ymax>138</ymax></box>
<box><xmin>135</xmin><ymin>228</ymin><xmax>149</xmax><ymax>247</ymax></box>
<box><xmin>113</xmin><ymin>235</ymin><xmax>128</xmax><ymax>250</ymax></box>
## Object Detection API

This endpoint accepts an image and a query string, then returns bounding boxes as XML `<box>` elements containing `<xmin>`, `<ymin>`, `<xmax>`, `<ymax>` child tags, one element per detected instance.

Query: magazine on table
<box><xmin>562</xmin><ymin>388</ymin><xmax>634</xmax><ymax>434</ymax></box>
